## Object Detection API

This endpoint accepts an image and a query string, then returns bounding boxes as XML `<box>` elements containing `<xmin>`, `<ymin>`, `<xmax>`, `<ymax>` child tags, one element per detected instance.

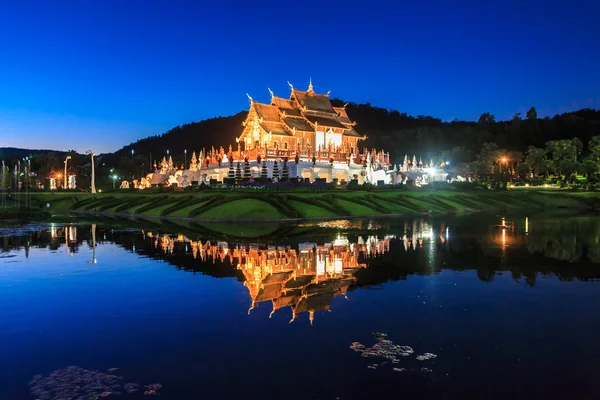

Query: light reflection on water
<box><xmin>1</xmin><ymin>213</ymin><xmax>600</xmax><ymax>399</ymax></box>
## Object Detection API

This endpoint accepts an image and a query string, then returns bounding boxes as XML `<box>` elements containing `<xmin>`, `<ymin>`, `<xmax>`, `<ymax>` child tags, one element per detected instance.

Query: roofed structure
<box><xmin>239</xmin><ymin>80</ymin><xmax>367</xmax><ymax>156</ymax></box>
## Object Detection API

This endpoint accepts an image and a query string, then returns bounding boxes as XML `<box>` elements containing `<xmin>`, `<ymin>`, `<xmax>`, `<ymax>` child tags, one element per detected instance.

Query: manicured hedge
<box><xmin>160</xmin><ymin>196</ymin><xmax>200</xmax><ymax>216</ymax></box>
<box><xmin>113</xmin><ymin>197</ymin><xmax>154</xmax><ymax>213</ymax></box>
<box><xmin>135</xmin><ymin>196</ymin><xmax>178</xmax><ymax>214</ymax></box>
<box><xmin>73</xmin><ymin>196</ymin><xmax>114</xmax><ymax>210</ymax></box>
<box><xmin>336</xmin><ymin>196</ymin><xmax>389</xmax><ymax>214</ymax></box>
<box><xmin>287</xmin><ymin>195</ymin><xmax>345</xmax><ymax>215</ymax></box>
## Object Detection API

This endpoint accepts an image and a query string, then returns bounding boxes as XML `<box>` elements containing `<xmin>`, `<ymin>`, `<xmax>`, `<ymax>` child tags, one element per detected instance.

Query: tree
<box><xmin>546</xmin><ymin>138</ymin><xmax>583</xmax><ymax>177</ymax></box>
<box><xmin>525</xmin><ymin>146</ymin><xmax>547</xmax><ymax>177</ymax></box>
<box><xmin>581</xmin><ymin>159</ymin><xmax>599</xmax><ymax>179</ymax></box>
<box><xmin>235</xmin><ymin>161</ymin><xmax>242</xmax><ymax>180</ymax></box>
<box><xmin>260</xmin><ymin>160</ymin><xmax>268</xmax><ymax>179</ymax></box>
<box><xmin>506</xmin><ymin>151</ymin><xmax>523</xmax><ymax>173</ymax></box>
<box><xmin>589</xmin><ymin>135</ymin><xmax>600</xmax><ymax>161</ymax></box>
<box><xmin>281</xmin><ymin>159</ymin><xmax>289</xmax><ymax>181</ymax></box>
<box><xmin>134</xmin><ymin>155</ymin><xmax>147</xmax><ymax>178</ymax></box>
<box><xmin>537</xmin><ymin>159</ymin><xmax>553</xmax><ymax>178</ymax></box>
<box><xmin>509</xmin><ymin>112</ymin><xmax>522</xmax><ymax>145</ymax></box>
<box><xmin>227</xmin><ymin>161</ymin><xmax>235</xmax><ymax>179</ymax></box>
<box><xmin>526</xmin><ymin>107</ymin><xmax>537</xmax><ymax>120</ymax></box>
<box><xmin>558</xmin><ymin>159</ymin><xmax>579</xmax><ymax>183</ymax></box>
<box><xmin>478</xmin><ymin>112</ymin><xmax>496</xmax><ymax>125</ymax></box>
<box><xmin>118</xmin><ymin>156</ymin><xmax>133</xmax><ymax>178</ymax></box>
<box><xmin>272</xmin><ymin>161</ymin><xmax>280</xmax><ymax>180</ymax></box>
<box><xmin>476</xmin><ymin>143</ymin><xmax>500</xmax><ymax>174</ymax></box>
<box><xmin>516</xmin><ymin>163</ymin><xmax>531</xmax><ymax>179</ymax></box>
<box><xmin>243</xmin><ymin>159</ymin><xmax>251</xmax><ymax>179</ymax></box>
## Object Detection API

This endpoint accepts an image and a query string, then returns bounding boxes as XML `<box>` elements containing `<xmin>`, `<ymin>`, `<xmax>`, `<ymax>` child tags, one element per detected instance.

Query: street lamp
<box><xmin>111</xmin><ymin>174</ymin><xmax>118</xmax><ymax>189</ymax></box>
<box><xmin>498</xmin><ymin>157</ymin><xmax>509</xmax><ymax>173</ymax></box>
<box><xmin>64</xmin><ymin>155</ymin><xmax>71</xmax><ymax>189</ymax></box>
<box><xmin>131</xmin><ymin>149</ymin><xmax>135</xmax><ymax>161</ymax></box>
<box><xmin>86</xmin><ymin>150</ymin><xmax>96</xmax><ymax>193</ymax></box>
<box><xmin>184</xmin><ymin>149</ymin><xmax>187</xmax><ymax>167</ymax></box>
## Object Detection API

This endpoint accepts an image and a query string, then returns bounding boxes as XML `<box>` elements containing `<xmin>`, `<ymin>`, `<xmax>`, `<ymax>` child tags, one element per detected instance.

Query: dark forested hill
<box><xmin>104</xmin><ymin>112</ymin><xmax>247</xmax><ymax>166</ymax></box>
<box><xmin>330</xmin><ymin>100</ymin><xmax>600</xmax><ymax>164</ymax></box>
<box><xmin>0</xmin><ymin>147</ymin><xmax>71</xmax><ymax>161</ymax></box>
<box><xmin>109</xmin><ymin>101</ymin><xmax>600</xmax><ymax>167</ymax></box>
<box><xmin>3</xmin><ymin>104</ymin><xmax>600</xmax><ymax>169</ymax></box>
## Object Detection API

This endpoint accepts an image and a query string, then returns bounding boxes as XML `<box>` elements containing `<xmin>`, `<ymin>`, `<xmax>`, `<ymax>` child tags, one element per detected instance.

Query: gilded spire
<box><xmin>308</xmin><ymin>77</ymin><xmax>314</xmax><ymax>92</ymax></box>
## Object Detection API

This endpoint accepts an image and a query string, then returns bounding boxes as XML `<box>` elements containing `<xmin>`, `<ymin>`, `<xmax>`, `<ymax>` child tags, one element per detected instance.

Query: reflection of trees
<box><xmin>525</xmin><ymin>217</ymin><xmax>600</xmax><ymax>263</ymax></box>
<box><xmin>2</xmin><ymin>215</ymin><xmax>600</xmax><ymax>289</ymax></box>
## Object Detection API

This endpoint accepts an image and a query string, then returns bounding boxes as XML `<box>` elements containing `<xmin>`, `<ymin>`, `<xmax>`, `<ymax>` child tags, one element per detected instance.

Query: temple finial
<box><xmin>268</xmin><ymin>87</ymin><xmax>274</xmax><ymax>101</ymax></box>
<box><xmin>308</xmin><ymin>77</ymin><xmax>314</xmax><ymax>92</ymax></box>
<box><xmin>326</xmin><ymin>89</ymin><xmax>331</xmax><ymax>96</ymax></box>
<box><xmin>246</xmin><ymin>93</ymin><xmax>253</xmax><ymax>103</ymax></box>
<box><xmin>287</xmin><ymin>81</ymin><xmax>294</xmax><ymax>91</ymax></box>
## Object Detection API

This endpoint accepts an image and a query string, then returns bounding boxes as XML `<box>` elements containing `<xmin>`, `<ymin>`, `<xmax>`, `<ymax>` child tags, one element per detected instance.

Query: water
<box><xmin>1</xmin><ymin>213</ymin><xmax>600</xmax><ymax>399</ymax></box>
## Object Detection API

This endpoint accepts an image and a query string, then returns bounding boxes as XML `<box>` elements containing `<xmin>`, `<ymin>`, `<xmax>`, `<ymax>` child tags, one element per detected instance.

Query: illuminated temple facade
<box><xmin>143</xmin><ymin>80</ymin><xmax>397</xmax><ymax>187</ymax></box>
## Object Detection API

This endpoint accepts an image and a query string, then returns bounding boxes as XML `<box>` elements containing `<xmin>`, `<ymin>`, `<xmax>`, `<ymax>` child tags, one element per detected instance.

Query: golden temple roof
<box><xmin>272</xmin><ymin>97</ymin><xmax>302</xmax><ymax>117</ymax></box>
<box><xmin>291</xmin><ymin>89</ymin><xmax>337</xmax><ymax>114</ymax></box>
<box><xmin>253</xmin><ymin>102</ymin><xmax>280</xmax><ymax>122</ymax></box>
<box><xmin>282</xmin><ymin>116</ymin><xmax>314</xmax><ymax>132</ymax></box>
<box><xmin>305</xmin><ymin>114</ymin><xmax>348</xmax><ymax>129</ymax></box>
<box><xmin>242</xmin><ymin>82</ymin><xmax>362</xmax><ymax>140</ymax></box>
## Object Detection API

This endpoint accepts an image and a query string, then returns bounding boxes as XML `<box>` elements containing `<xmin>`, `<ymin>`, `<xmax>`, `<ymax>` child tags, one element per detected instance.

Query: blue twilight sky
<box><xmin>0</xmin><ymin>0</ymin><xmax>599</xmax><ymax>153</ymax></box>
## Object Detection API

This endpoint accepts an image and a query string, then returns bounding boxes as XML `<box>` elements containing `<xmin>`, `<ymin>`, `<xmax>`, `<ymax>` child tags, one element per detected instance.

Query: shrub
<box><xmin>347</xmin><ymin>179</ymin><xmax>359</xmax><ymax>190</ymax></box>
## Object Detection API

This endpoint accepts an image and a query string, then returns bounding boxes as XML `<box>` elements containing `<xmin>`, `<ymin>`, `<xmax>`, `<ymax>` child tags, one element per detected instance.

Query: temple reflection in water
<box><xmin>3</xmin><ymin>214</ymin><xmax>600</xmax><ymax>321</ymax></box>
<box><xmin>146</xmin><ymin>230</ymin><xmax>392</xmax><ymax>324</ymax></box>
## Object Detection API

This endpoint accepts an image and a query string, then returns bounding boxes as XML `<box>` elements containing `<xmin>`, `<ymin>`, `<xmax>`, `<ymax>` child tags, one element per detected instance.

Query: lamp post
<box><xmin>131</xmin><ymin>149</ymin><xmax>134</xmax><ymax>161</ymax></box>
<box><xmin>86</xmin><ymin>150</ymin><xmax>96</xmax><ymax>193</ymax></box>
<box><xmin>184</xmin><ymin>149</ymin><xmax>187</xmax><ymax>168</ymax></box>
<box><xmin>112</xmin><ymin>174</ymin><xmax>118</xmax><ymax>189</ymax></box>
<box><xmin>64</xmin><ymin>155</ymin><xmax>71</xmax><ymax>189</ymax></box>
<box><xmin>499</xmin><ymin>157</ymin><xmax>508</xmax><ymax>174</ymax></box>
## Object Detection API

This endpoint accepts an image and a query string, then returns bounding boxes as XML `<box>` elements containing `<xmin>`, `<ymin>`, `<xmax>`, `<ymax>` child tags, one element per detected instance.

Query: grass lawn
<box><xmin>11</xmin><ymin>189</ymin><xmax>598</xmax><ymax>221</ymax></box>
<box><xmin>289</xmin><ymin>200</ymin><xmax>333</xmax><ymax>218</ymax></box>
<box><xmin>334</xmin><ymin>199</ymin><xmax>382</xmax><ymax>215</ymax></box>
<box><xmin>198</xmin><ymin>198</ymin><xmax>286</xmax><ymax>220</ymax></box>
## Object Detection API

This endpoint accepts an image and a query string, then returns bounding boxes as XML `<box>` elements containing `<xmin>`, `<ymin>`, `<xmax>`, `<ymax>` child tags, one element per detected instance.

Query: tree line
<box><xmin>2</xmin><ymin>101</ymin><xmax>599</xmax><ymax>187</ymax></box>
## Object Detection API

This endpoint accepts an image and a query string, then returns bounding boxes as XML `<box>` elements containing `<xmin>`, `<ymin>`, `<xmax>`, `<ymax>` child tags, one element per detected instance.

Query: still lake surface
<box><xmin>1</xmin><ymin>212</ymin><xmax>600</xmax><ymax>399</ymax></box>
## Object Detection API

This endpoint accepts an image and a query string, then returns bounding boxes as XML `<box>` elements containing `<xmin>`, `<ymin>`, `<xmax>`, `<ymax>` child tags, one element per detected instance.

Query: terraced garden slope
<box><xmin>18</xmin><ymin>190</ymin><xmax>598</xmax><ymax>221</ymax></box>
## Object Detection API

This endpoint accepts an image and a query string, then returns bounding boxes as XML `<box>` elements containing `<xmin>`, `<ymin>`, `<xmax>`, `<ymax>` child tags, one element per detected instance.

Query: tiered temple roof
<box><xmin>243</xmin><ymin>80</ymin><xmax>366</xmax><ymax>142</ymax></box>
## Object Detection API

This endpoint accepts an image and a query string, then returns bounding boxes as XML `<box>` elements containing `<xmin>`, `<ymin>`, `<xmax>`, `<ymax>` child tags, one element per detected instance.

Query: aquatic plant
<box><xmin>350</xmin><ymin>332</ymin><xmax>437</xmax><ymax>372</ymax></box>
<box><xmin>29</xmin><ymin>366</ymin><xmax>157</xmax><ymax>399</ymax></box>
